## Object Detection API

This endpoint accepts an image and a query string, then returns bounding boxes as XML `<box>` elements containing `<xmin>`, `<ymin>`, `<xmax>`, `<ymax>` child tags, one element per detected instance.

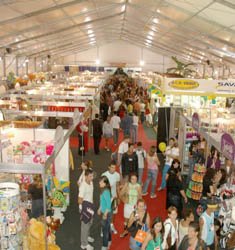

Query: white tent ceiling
<box><xmin>0</xmin><ymin>0</ymin><xmax>234</xmax><ymax>66</ymax></box>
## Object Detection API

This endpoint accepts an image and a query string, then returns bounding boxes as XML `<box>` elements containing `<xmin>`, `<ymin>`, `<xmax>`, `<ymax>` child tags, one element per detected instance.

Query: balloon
<box><xmin>159</xmin><ymin>142</ymin><xmax>166</xmax><ymax>152</ymax></box>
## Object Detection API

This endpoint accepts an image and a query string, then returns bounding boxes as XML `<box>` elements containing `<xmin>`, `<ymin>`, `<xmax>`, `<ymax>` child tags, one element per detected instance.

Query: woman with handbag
<box><xmin>127</xmin><ymin>199</ymin><xmax>150</xmax><ymax>250</ymax></box>
<box><xmin>141</xmin><ymin>217</ymin><xmax>163</xmax><ymax>250</ymax></box>
<box><xmin>119</xmin><ymin>173</ymin><xmax>142</xmax><ymax>238</ymax></box>
<box><xmin>97</xmin><ymin>176</ymin><xmax>112</xmax><ymax>250</ymax></box>
<box><xmin>162</xmin><ymin>206</ymin><xmax>179</xmax><ymax>250</ymax></box>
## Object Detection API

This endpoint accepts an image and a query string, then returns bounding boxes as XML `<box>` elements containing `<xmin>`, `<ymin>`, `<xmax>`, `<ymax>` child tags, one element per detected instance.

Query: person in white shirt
<box><xmin>78</xmin><ymin>169</ymin><xmax>95</xmax><ymax>250</ymax></box>
<box><xmin>110</xmin><ymin>111</ymin><xmax>121</xmax><ymax>145</ymax></box>
<box><xmin>135</xmin><ymin>141</ymin><xmax>146</xmax><ymax>184</ymax></box>
<box><xmin>113</xmin><ymin>99</ymin><xmax>122</xmax><ymax>112</ymax></box>
<box><xmin>102</xmin><ymin>161</ymin><xmax>121</xmax><ymax>234</ymax></box>
<box><xmin>117</xmin><ymin>135</ymin><xmax>130</xmax><ymax>173</ymax></box>
<box><xmin>77</xmin><ymin>160</ymin><xmax>93</xmax><ymax>187</ymax></box>
<box><xmin>131</xmin><ymin>111</ymin><xmax>139</xmax><ymax>144</ymax></box>
<box><xmin>162</xmin><ymin>206</ymin><xmax>179</xmax><ymax>250</ymax></box>
<box><xmin>158</xmin><ymin>138</ymin><xmax>179</xmax><ymax>191</ymax></box>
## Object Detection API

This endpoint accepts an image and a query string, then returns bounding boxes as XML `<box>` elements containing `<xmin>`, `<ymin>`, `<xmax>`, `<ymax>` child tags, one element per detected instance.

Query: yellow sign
<box><xmin>169</xmin><ymin>79</ymin><xmax>199</xmax><ymax>90</ymax></box>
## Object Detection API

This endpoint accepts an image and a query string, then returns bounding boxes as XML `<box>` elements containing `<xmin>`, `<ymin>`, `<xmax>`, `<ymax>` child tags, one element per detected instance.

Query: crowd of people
<box><xmin>75</xmin><ymin>73</ymin><xmax>234</xmax><ymax>250</ymax></box>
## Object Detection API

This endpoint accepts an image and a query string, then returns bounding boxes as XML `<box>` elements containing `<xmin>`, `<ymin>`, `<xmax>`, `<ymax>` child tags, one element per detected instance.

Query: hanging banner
<box><xmin>216</xmin><ymin>80</ymin><xmax>235</xmax><ymax>94</ymax></box>
<box><xmin>192</xmin><ymin>112</ymin><xmax>200</xmax><ymax>132</ymax></box>
<box><xmin>221</xmin><ymin>133</ymin><xmax>235</xmax><ymax>161</ymax></box>
<box><xmin>168</xmin><ymin>79</ymin><xmax>199</xmax><ymax>90</ymax></box>
<box><xmin>163</xmin><ymin>78</ymin><xmax>235</xmax><ymax>96</ymax></box>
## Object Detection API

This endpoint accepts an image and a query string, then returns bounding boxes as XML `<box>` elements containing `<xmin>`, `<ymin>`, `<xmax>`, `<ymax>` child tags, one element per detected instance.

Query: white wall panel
<box><xmin>61</xmin><ymin>41</ymin><xmax>175</xmax><ymax>73</ymax></box>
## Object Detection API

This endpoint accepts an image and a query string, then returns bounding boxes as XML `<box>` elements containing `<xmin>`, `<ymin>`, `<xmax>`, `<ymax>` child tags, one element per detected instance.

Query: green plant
<box><xmin>167</xmin><ymin>56</ymin><xmax>196</xmax><ymax>77</ymax></box>
<box><xmin>6</xmin><ymin>71</ymin><xmax>16</xmax><ymax>89</ymax></box>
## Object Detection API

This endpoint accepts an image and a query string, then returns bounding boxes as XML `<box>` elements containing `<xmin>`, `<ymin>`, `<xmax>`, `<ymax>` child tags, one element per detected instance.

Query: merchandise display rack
<box><xmin>186</xmin><ymin>164</ymin><xmax>206</xmax><ymax>200</ymax></box>
<box><xmin>0</xmin><ymin>104</ymin><xmax>86</xmax><ymax>250</ymax></box>
<box><xmin>0</xmin><ymin>163</ymin><xmax>47</xmax><ymax>250</ymax></box>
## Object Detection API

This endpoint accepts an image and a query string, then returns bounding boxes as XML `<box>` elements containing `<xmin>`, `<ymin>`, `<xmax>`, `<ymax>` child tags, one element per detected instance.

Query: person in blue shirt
<box><xmin>98</xmin><ymin>176</ymin><xmax>112</xmax><ymax>250</ymax></box>
<box><xmin>199</xmin><ymin>199</ymin><xmax>218</xmax><ymax>250</ymax></box>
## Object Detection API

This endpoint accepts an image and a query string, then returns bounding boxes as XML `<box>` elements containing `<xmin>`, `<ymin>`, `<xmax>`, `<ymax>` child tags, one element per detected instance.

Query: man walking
<box><xmin>92</xmin><ymin>113</ymin><xmax>103</xmax><ymax>154</ymax></box>
<box><xmin>110</xmin><ymin>111</ymin><xmax>121</xmax><ymax>145</ymax></box>
<box><xmin>102</xmin><ymin>161</ymin><xmax>121</xmax><ymax>234</ymax></box>
<box><xmin>121</xmin><ymin>143</ymin><xmax>138</xmax><ymax>179</ymax></box>
<box><xmin>78</xmin><ymin>168</ymin><xmax>95</xmax><ymax>250</ymax></box>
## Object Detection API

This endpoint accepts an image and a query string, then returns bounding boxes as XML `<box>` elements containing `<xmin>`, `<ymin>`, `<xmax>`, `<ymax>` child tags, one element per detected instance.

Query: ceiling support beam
<box><xmin>0</xmin><ymin>11</ymin><xmax>124</xmax><ymax>50</ymax></box>
<box><xmin>13</xmin><ymin>25</ymin><xmax>122</xmax><ymax>55</ymax></box>
<box><xmin>0</xmin><ymin>0</ymin><xmax>85</xmax><ymax>26</ymax></box>
<box><xmin>25</xmin><ymin>34</ymin><xmax>121</xmax><ymax>58</ymax></box>
<box><xmin>128</xmin><ymin>2</ymin><xmax>235</xmax><ymax>49</ymax></box>
<box><xmin>214</xmin><ymin>0</ymin><xmax>235</xmax><ymax>9</ymax></box>
<box><xmin>0</xmin><ymin>3</ymin><xmax>123</xmax><ymax>42</ymax></box>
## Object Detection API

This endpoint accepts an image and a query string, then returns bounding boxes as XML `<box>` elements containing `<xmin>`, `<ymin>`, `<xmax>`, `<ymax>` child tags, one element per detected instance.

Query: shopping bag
<box><xmin>134</xmin><ymin>224</ymin><xmax>147</xmax><ymax>243</ymax></box>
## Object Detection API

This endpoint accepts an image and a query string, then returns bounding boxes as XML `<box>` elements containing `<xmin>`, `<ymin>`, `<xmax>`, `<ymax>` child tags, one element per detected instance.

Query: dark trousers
<box><xmin>94</xmin><ymin>136</ymin><xmax>101</xmax><ymax>154</ymax></box>
<box><xmin>31</xmin><ymin>199</ymin><xmax>43</xmax><ymax>218</ymax></box>
<box><xmin>101</xmin><ymin>212</ymin><xmax>112</xmax><ymax>247</ymax></box>
<box><xmin>207</xmin><ymin>243</ymin><xmax>215</xmax><ymax>250</ymax></box>
<box><xmin>169</xmin><ymin>242</ymin><xmax>176</xmax><ymax>250</ymax></box>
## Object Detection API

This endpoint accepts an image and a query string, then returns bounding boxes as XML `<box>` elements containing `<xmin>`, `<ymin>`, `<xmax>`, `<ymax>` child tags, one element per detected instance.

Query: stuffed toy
<box><xmin>28</xmin><ymin>218</ymin><xmax>60</xmax><ymax>250</ymax></box>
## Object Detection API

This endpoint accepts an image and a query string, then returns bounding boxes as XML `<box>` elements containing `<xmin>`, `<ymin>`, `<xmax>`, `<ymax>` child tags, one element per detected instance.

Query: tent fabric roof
<box><xmin>0</xmin><ymin>0</ymin><xmax>234</xmax><ymax>65</ymax></box>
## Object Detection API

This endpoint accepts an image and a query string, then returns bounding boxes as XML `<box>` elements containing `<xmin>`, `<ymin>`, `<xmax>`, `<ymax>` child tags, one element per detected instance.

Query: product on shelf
<box><xmin>0</xmin><ymin>182</ymin><xmax>23</xmax><ymax>249</ymax></box>
<box><xmin>25</xmin><ymin>218</ymin><xmax>60</xmax><ymax>250</ymax></box>
<box><xmin>187</xmin><ymin>164</ymin><xmax>206</xmax><ymax>200</ymax></box>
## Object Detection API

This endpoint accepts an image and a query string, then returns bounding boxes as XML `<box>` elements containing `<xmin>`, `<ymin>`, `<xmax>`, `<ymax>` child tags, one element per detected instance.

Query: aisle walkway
<box><xmin>56</xmin><ymin>124</ymin><xmax>167</xmax><ymax>250</ymax></box>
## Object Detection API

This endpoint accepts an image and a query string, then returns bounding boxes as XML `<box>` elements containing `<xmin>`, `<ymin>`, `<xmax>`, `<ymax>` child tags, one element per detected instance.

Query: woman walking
<box><xmin>166</xmin><ymin>168</ymin><xmax>187</xmax><ymax>218</ymax></box>
<box><xmin>142</xmin><ymin>146</ymin><xmax>160</xmax><ymax>199</ymax></box>
<box><xmin>98</xmin><ymin>176</ymin><xmax>112</xmax><ymax>250</ymax></box>
<box><xmin>103</xmin><ymin>115</ymin><xmax>113</xmax><ymax>151</ymax></box>
<box><xmin>119</xmin><ymin>173</ymin><xmax>142</xmax><ymax>238</ymax></box>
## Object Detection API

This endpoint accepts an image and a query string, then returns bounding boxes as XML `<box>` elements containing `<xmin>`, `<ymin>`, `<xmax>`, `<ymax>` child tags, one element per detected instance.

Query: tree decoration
<box><xmin>167</xmin><ymin>56</ymin><xmax>196</xmax><ymax>77</ymax></box>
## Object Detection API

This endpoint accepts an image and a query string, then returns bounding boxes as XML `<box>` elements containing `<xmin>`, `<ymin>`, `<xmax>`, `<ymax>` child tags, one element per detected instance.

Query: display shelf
<box><xmin>187</xmin><ymin>164</ymin><xmax>205</xmax><ymax>200</ymax></box>
<box><xmin>0</xmin><ymin>182</ymin><xmax>23</xmax><ymax>249</ymax></box>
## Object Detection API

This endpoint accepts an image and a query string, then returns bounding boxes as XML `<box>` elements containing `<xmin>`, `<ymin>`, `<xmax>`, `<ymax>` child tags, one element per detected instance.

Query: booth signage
<box><xmin>216</xmin><ymin>80</ymin><xmax>235</xmax><ymax>94</ymax></box>
<box><xmin>221</xmin><ymin>133</ymin><xmax>235</xmax><ymax>161</ymax></box>
<box><xmin>168</xmin><ymin>79</ymin><xmax>199</xmax><ymax>90</ymax></box>
<box><xmin>192</xmin><ymin>112</ymin><xmax>200</xmax><ymax>131</ymax></box>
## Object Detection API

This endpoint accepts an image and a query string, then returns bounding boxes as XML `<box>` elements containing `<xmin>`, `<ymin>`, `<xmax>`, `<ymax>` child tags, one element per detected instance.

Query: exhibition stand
<box><xmin>0</xmin><ymin>102</ymin><xmax>85</xmax><ymax>249</ymax></box>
